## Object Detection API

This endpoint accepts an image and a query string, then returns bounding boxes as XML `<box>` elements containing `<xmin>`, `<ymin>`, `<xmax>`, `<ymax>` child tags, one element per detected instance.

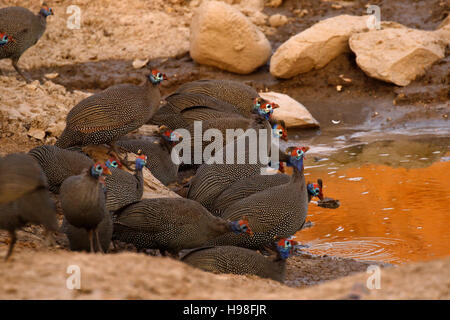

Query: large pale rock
<box><xmin>259</xmin><ymin>92</ymin><xmax>319</xmax><ymax>129</ymax></box>
<box><xmin>190</xmin><ymin>1</ymin><xmax>272</xmax><ymax>74</ymax></box>
<box><xmin>270</xmin><ymin>15</ymin><xmax>370</xmax><ymax>78</ymax></box>
<box><xmin>349</xmin><ymin>24</ymin><xmax>447</xmax><ymax>86</ymax></box>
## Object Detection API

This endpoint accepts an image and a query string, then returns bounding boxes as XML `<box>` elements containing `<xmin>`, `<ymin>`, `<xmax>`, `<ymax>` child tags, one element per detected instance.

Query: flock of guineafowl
<box><xmin>0</xmin><ymin>4</ymin><xmax>339</xmax><ymax>283</ymax></box>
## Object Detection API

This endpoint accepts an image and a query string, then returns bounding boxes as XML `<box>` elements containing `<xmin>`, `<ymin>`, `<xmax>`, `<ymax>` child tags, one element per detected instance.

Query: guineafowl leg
<box><xmin>5</xmin><ymin>230</ymin><xmax>17</xmax><ymax>261</ymax></box>
<box><xmin>12</xmin><ymin>58</ymin><xmax>31</xmax><ymax>83</ymax></box>
<box><xmin>88</xmin><ymin>230</ymin><xmax>95</xmax><ymax>253</ymax></box>
<box><xmin>95</xmin><ymin>228</ymin><xmax>104</xmax><ymax>254</ymax></box>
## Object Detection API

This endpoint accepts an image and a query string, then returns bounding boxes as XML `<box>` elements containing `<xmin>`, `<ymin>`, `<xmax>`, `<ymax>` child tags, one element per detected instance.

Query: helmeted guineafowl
<box><xmin>0</xmin><ymin>3</ymin><xmax>53</xmax><ymax>82</ymax></box>
<box><xmin>204</xmin><ymin>146</ymin><xmax>310</xmax><ymax>250</ymax></box>
<box><xmin>61</xmin><ymin>212</ymin><xmax>113</xmax><ymax>253</ymax></box>
<box><xmin>174</xmin><ymin>79</ymin><xmax>278</xmax><ymax>118</ymax></box>
<box><xmin>103</xmin><ymin>156</ymin><xmax>146</xmax><ymax>212</ymax></box>
<box><xmin>150</xmin><ymin>92</ymin><xmax>244</xmax><ymax>129</ymax></box>
<box><xmin>112</xmin><ymin>198</ymin><xmax>252</xmax><ymax>256</ymax></box>
<box><xmin>116</xmin><ymin>126</ymin><xmax>181</xmax><ymax>185</ymax></box>
<box><xmin>59</xmin><ymin>162</ymin><xmax>112</xmax><ymax>253</ymax></box>
<box><xmin>186</xmin><ymin>117</ymin><xmax>287</xmax><ymax>210</ymax></box>
<box><xmin>181</xmin><ymin>237</ymin><xmax>300</xmax><ymax>283</ymax></box>
<box><xmin>212</xmin><ymin>176</ymin><xmax>324</xmax><ymax>216</ymax></box>
<box><xmin>55</xmin><ymin>71</ymin><xmax>167</xmax><ymax>153</ymax></box>
<box><xmin>28</xmin><ymin>145</ymin><xmax>94</xmax><ymax>193</ymax></box>
<box><xmin>0</xmin><ymin>153</ymin><xmax>58</xmax><ymax>260</ymax></box>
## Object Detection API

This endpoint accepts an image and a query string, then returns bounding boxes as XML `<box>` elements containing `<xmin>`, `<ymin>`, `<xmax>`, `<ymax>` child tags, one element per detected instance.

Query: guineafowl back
<box><xmin>113</xmin><ymin>198</ymin><xmax>232</xmax><ymax>253</ymax></box>
<box><xmin>211</xmin><ymin>173</ymin><xmax>290</xmax><ymax>216</ymax></box>
<box><xmin>176</xmin><ymin>80</ymin><xmax>259</xmax><ymax>117</ymax></box>
<box><xmin>28</xmin><ymin>145</ymin><xmax>94</xmax><ymax>193</ymax></box>
<box><xmin>181</xmin><ymin>246</ymin><xmax>286</xmax><ymax>282</ymax></box>
<box><xmin>104</xmin><ymin>167</ymin><xmax>143</xmax><ymax>212</ymax></box>
<box><xmin>57</xmin><ymin>83</ymin><xmax>160</xmax><ymax>148</ymax></box>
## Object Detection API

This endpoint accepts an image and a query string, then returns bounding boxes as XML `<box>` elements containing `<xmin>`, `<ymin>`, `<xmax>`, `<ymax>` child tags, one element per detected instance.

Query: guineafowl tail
<box><xmin>55</xmin><ymin>128</ymin><xmax>80</xmax><ymax>149</ymax></box>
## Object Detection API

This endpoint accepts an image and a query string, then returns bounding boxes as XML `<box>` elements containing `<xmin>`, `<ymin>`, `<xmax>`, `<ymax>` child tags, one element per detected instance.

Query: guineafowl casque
<box><xmin>0</xmin><ymin>153</ymin><xmax>58</xmax><ymax>260</ymax></box>
<box><xmin>116</xmin><ymin>126</ymin><xmax>181</xmax><ymax>185</ymax></box>
<box><xmin>104</xmin><ymin>156</ymin><xmax>146</xmax><ymax>212</ymax></box>
<box><xmin>28</xmin><ymin>145</ymin><xmax>94</xmax><ymax>193</ymax></box>
<box><xmin>59</xmin><ymin>162</ymin><xmax>112</xmax><ymax>253</ymax></box>
<box><xmin>181</xmin><ymin>237</ymin><xmax>300</xmax><ymax>283</ymax></box>
<box><xmin>204</xmin><ymin>146</ymin><xmax>310</xmax><ymax>250</ymax></box>
<box><xmin>112</xmin><ymin>198</ymin><xmax>253</xmax><ymax>256</ymax></box>
<box><xmin>0</xmin><ymin>3</ymin><xmax>54</xmax><ymax>82</ymax></box>
<box><xmin>55</xmin><ymin>71</ymin><xmax>167</xmax><ymax>155</ymax></box>
<box><xmin>174</xmin><ymin>79</ymin><xmax>277</xmax><ymax>118</ymax></box>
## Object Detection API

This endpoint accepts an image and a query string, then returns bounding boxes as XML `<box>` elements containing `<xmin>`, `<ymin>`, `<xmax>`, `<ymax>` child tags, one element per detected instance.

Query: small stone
<box><xmin>336</xmin><ymin>85</ymin><xmax>343</xmax><ymax>92</ymax></box>
<box><xmin>44</xmin><ymin>73</ymin><xmax>59</xmax><ymax>79</ymax></box>
<box><xmin>132</xmin><ymin>58</ymin><xmax>149</xmax><ymax>69</ymax></box>
<box><xmin>269</xmin><ymin>14</ymin><xmax>288</xmax><ymax>28</ymax></box>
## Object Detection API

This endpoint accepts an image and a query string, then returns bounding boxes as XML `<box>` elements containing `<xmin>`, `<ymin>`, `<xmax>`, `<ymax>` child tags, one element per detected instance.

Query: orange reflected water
<box><xmin>294</xmin><ymin>161</ymin><xmax>450</xmax><ymax>264</ymax></box>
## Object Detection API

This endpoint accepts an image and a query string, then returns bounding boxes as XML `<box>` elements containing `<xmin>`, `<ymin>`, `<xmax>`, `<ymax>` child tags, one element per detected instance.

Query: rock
<box><xmin>259</xmin><ymin>92</ymin><xmax>319</xmax><ymax>128</ymax></box>
<box><xmin>349</xmin><ymin>25</ymin><xmax>447</xmax><ymax>86</ymax></box>
<box><xmin>132</xmin><ymin>58</ymin><xmax>149</xmax><ymax>69</ymax></box>
<box><xmin>265</xmin><ymin>0</ymin><xmax>283</xmax><ymax>8</ymax></box>
<box><xmin>190</xmin><ymin>1</ymin><xmax>272</xmax><ymax>74</ymax></box>
<box><xmin>44</xmin><ymin>73</ymin><xmax>59</xmax><ymax>80</ymax></box>
<box><xmin>269</xmin><ymin>14</ymin><xmax>288</xmax><ymax>28</ymax></box>
<box><xmin>270</xmin><ymin>15</ymin><xmax>370</xmax><ymax>78</ymax></box>
<box><xmin>27</xmin><ymin>127</ymin><xmax>46</xmax><ymax>141</ymax></box>
<box><xmin>248</xmin><ymin>10</ymin><xmax>268</xmax><ymax>26</ymax></box>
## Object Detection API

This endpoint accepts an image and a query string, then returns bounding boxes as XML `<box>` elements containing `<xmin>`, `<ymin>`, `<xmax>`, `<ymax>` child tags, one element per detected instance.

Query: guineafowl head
<box><xmin>40</xmin><ymin>3</ymin><xmax>54</xmax><ymax>17</ymax></box>
<box><xmin>307</xmin><ymin>180</ymin><xmax>324</xmax><ymax>200</ymax></box>
<box><xmin>275</xmin><ymin>237</ymin><xmax>298</xmax><ymax>260</ymax></box>
<box><xmin>159</xmin><ymin>125</ymin><xmax>182</xmax><ymax>143</ymax></box>
<box><xmin>0</xmin><ymin>33</ymin><xmax>14</xmax><ymax>47</ymax></box>
<box><xmin>105</xmin><ymin>158</ymin><xmax>122</xmax><ymax>169</ymax></box>
<box><xmin>135</xmin><ymin>155</ymin><xmax>147</xmax><ymax>171</ymax></box>
<box><xmin>148</xmin><ymin>70</ymin><xmax>167</xmax><ymax>85</ymax></box>
<box><xmin>230</xmin><ymin>219</ymin><xmax>253</xmax><ymax>236</ymax></box>
<box><xmin>285</xmin><ymin>146</ymin><xmax>309</xmax><ymax>172</ymax></box>
<box><xmin>272</xmin><ymin>122</ymin><xmax>288</xmax><ymax>141</ymax></box>
<box><xmin>90</xmin><ymin>163</ymin><xmax>112</xmax><ymax>179</ymax></box>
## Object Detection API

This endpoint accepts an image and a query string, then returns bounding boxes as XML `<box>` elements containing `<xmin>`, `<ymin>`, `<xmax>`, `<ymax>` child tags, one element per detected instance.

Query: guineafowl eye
<box><xmin>111</xmin><ymin>161</ymin><xmax>118</xmax><ymax>168</ymax></box>
<box><xmin>95</xmin><ymin>165</ymin><xmax>102</xmax><ymax>172</ymax></box>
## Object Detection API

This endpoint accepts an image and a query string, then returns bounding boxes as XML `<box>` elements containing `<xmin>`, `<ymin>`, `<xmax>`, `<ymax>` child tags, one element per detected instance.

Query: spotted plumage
<box><xmin>175</xmin><ymin>79</ymin><xmax>264</xmax><ymax>117</ymax></box>
<box><xmin>112</xmin><ymin>198</ymin><xmax>252</xmax><ymax>255</ymax></box>
<box><xmin>59</xmin><ymin>162</ymin><xmax>112</xmax><ymax>253</ymax></box>
<box><xmin>116</xmin><ymin>129</ymin><xmax>180</xmax><ymax>185</ymax></box>
<box><xmin>0</xmin><ymin>4</ymin><xmax>53</xmax><ymax>81</ymax></box>
<box><xmin>0</xmin><ymin>153</ymin><xmax>58</xmax><ymax>260</ymax></box>
<box><xmin>204</xmin><ymin>146</ymin><xmax>309</xmax><ymax>250</ymax></box>
<box><xmin>28</xmin><ymin>145</ymin><xmax>94</xmax><ymax>193</ymax></box>
<box><xmin>104</xmin><ymin>157</ymin><xmax>144</xmax><ymax>212</ymax></box>
<box><xmin>55</xmin><ymin>72</ymin><xmax>166</xmax><ymax>149</ymax></box>
<box><xmin>181</xmin><ymin>238</ymin><xmax>298</xmax><ymax>283</ymax></box>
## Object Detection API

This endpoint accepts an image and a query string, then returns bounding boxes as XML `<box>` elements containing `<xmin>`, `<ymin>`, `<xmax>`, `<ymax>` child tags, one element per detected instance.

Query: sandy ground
<box><xmin>0</xmin><ymin>0</ymin><xmax>449</xmax><ymax>299</ymax></box>
<box><xmin>0</xmin><ymin>242</ymin><xmax>448</xmax><ymax>299</ymax></box>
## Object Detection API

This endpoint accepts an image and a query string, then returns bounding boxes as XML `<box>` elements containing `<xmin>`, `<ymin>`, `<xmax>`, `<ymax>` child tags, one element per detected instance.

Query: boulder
<box><xmin>190</xmin><ymin>1</ymin><xmax>272</xmax><ymax>74</ymax></box>
<box><xmin>259</xmin><ymin>92</ymin><xmax>319</xmax><ymax>129</ymax></box>
<box><xmin>349</xmin><ymin>23</ymin><xmax>447</xmax><ymax>86</ymax></box>
<box><xmin>270</xmin><ymin>15</ymin><xmax>370</xmax><ymax>78</ymax></box>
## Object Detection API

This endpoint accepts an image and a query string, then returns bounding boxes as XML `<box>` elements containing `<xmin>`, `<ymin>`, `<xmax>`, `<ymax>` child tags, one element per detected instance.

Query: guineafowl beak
<box><xmin>271</xmin><ymin>102</ymin><xmax>280</xmax><ymax>109</ymax></box>
<box><xmin>103</xmin><ymin>167</ymin><xmax>112</xmax><ymax>175</ymax></box>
